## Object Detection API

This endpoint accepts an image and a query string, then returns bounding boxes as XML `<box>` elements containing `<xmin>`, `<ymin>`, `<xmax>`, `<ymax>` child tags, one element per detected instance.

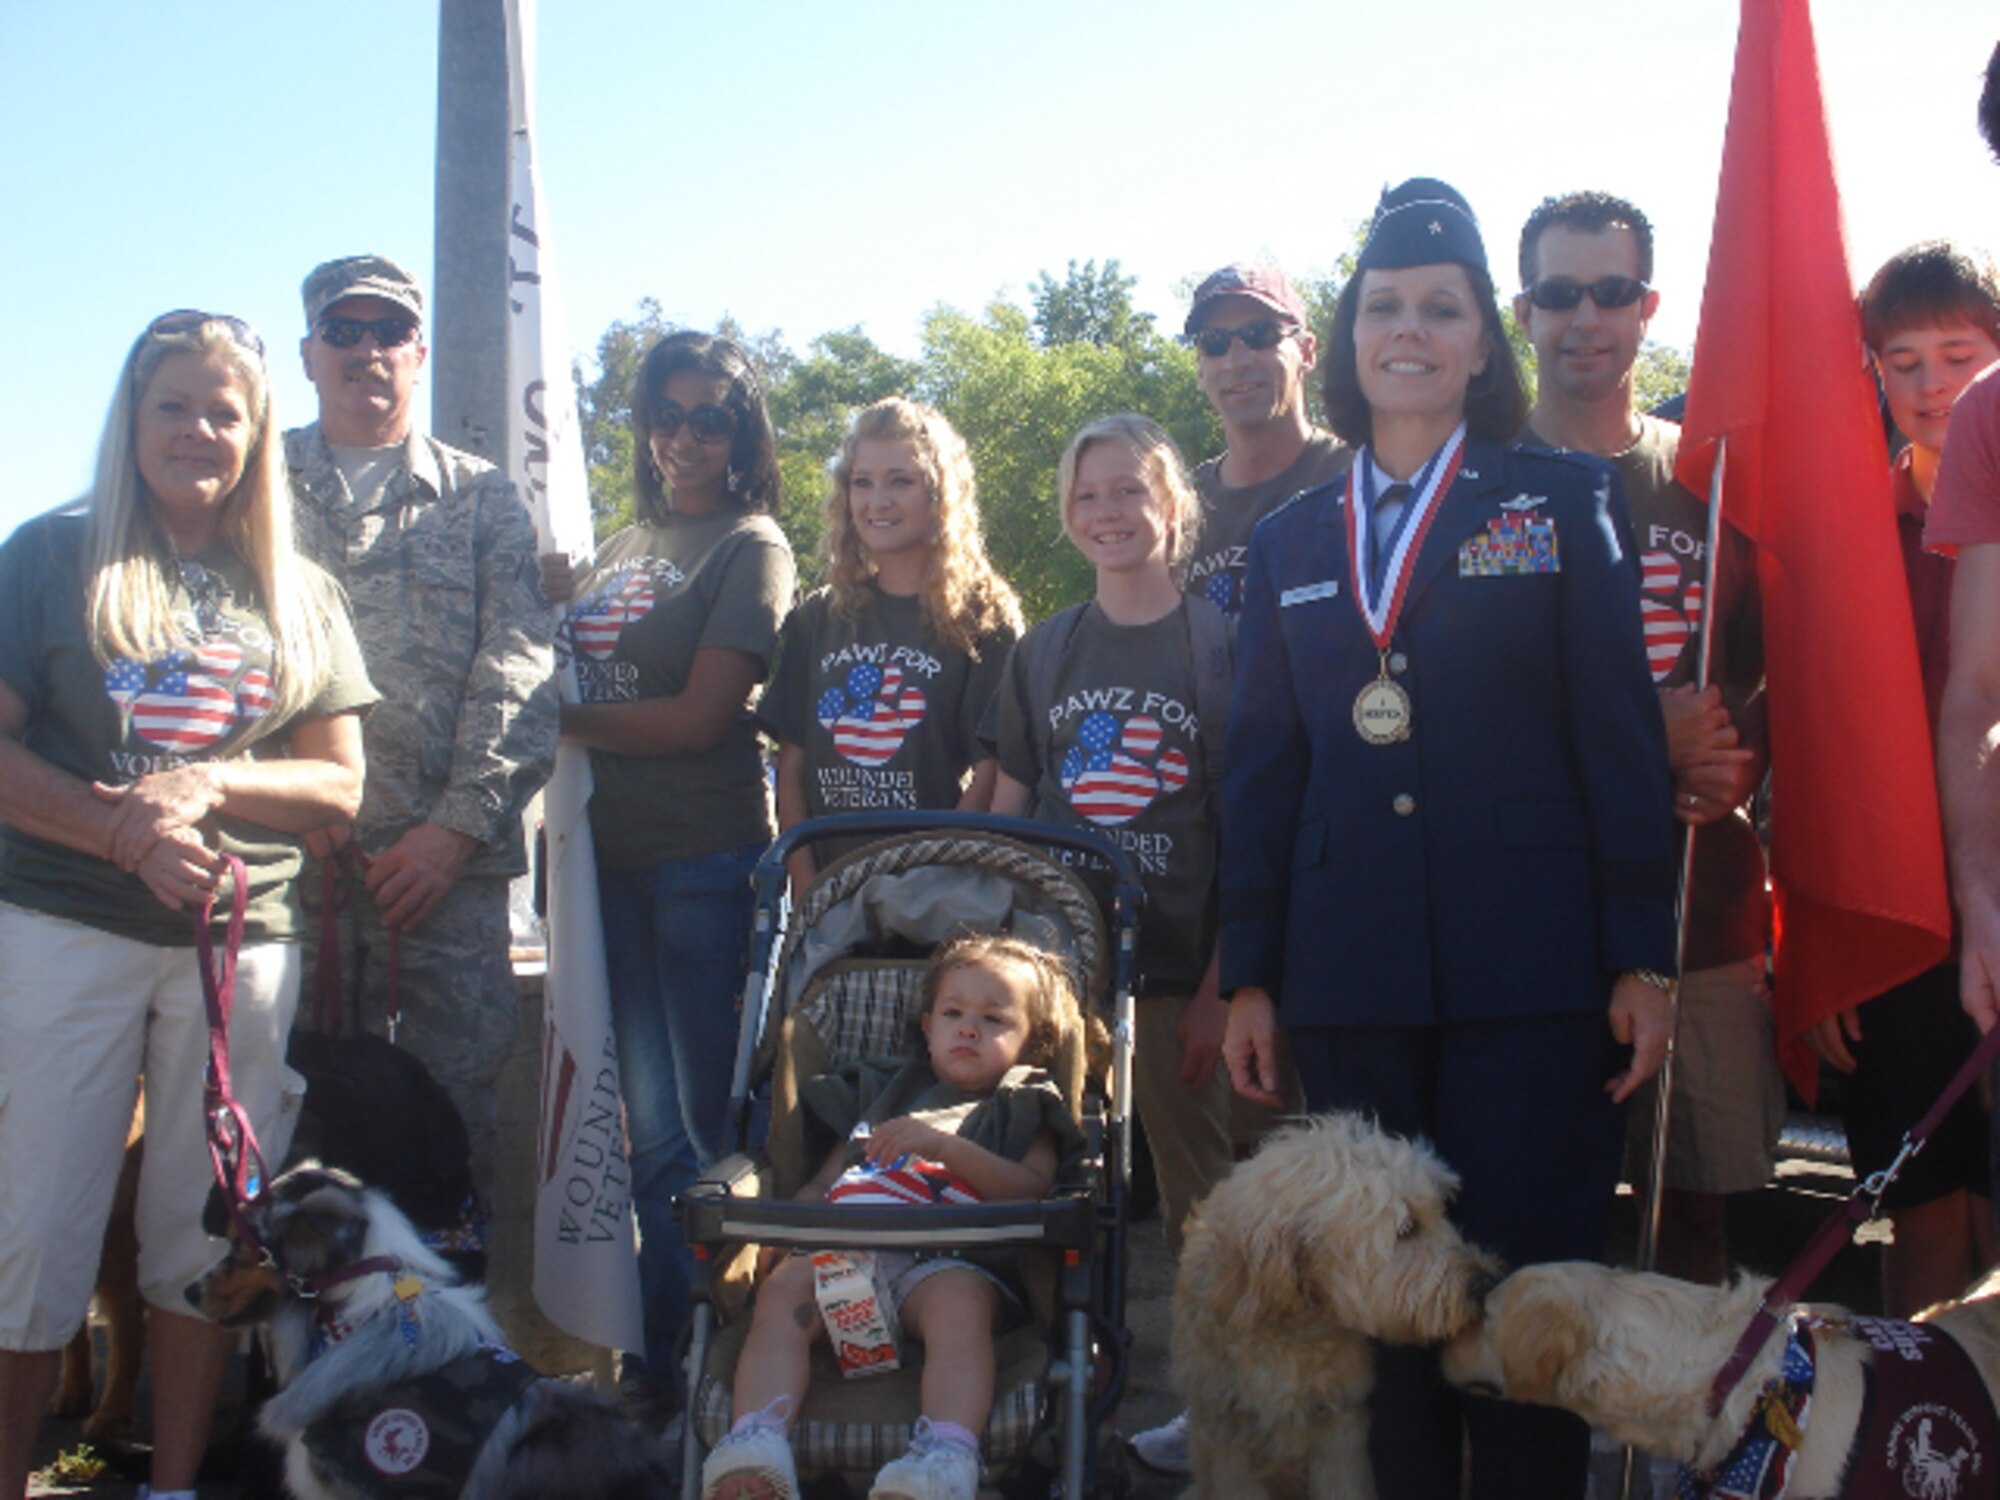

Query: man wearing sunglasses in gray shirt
<box><xmin>1516</xmin><ymin>195</ymin><xmax>1780</xmax><ymax>1290</ymax></box>
<box><xmin>1180</xmin><ymin>264</ymin><xmax>1351</xmax><ymax>620</ymax></box>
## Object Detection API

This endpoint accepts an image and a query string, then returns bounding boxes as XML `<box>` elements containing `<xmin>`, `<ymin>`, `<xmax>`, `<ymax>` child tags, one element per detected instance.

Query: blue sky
<box><xmin>2</xmin><ymin>1</ymin><xmax>1995</xmax><ymax>543</ymax></box>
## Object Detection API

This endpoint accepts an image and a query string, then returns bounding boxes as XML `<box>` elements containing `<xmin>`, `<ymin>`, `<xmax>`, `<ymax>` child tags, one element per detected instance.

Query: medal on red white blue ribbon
<box><xmin>1344</xmin><ymin>425</ymin><xmax>1466</xmax><ymax>745</ymax></box>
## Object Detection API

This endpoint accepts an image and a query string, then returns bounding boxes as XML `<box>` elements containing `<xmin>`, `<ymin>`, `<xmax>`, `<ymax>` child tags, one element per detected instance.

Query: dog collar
<box><xmin>1677</xmin><ymin>1317</ymin><xmax>1815</xmax><ymax>1500</ymax></box>
<box><xmin>297</xmin><ymin>1254</ymin><xmax>405</xmax><ymax>1298</ymax></box>
<box><xmin>309</xmin><ymin>1267</ymin><xmax>427</xmax><ymax>1360</ymax></box>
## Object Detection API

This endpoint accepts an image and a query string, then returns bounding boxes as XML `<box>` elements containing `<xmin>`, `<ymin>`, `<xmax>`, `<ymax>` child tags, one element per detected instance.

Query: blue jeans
<box><xmin>597</xmin><ymin>841</ymin><xmax>762</xmax><ymax>1371</ymax></box>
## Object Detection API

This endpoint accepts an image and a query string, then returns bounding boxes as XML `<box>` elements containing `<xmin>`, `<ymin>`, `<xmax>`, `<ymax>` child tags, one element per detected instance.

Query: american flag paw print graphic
<box><xmin>1060</xmin><ymin>710</ymin><xmax>1189</xmax><ymax>825</ymax></box>
<box><xmin>1639</xmin><ymin>550</ymin><xmax>1705</xmax><ymax>682</ymax></box>
<box><xmin>818</xmin><ymin>662</ymin><xmax>927</xmax><ymax>767</ymax></box>
<box><xmin>104</xmin><ymin>639</ymin><xmax>273</xmax><ymax>754</ymax></box>
<box><xmin>570</xmin><ymin>570</ymin><xmax>656</xmax><ymax>660</ymax></box>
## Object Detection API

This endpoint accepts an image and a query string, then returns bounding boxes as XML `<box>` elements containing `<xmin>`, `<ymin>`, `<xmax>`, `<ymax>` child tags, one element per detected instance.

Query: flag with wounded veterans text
<box><xmin>506</xmin><ymin>0</ymin><xmax>643</xmax><ymax>1351</ymax></box>
<box><xmin>1674</xmin><ymin>0</ymin><xmax>1950</xmax><ymax>1098</ymax></box>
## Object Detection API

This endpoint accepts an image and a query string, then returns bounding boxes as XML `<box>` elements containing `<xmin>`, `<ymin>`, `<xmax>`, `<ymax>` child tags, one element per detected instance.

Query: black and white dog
<box><xmin>187</xmin><ymin>1163</ymin><xmax>669</xmax><ymax>1500</ymax></box>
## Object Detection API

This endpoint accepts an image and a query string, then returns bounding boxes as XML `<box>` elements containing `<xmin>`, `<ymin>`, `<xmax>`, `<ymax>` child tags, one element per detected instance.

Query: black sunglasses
<box><xmin>651</xmin><ymin>400</ymin><xmax>734</xmax><ymax>445</ymax></box>
<box><xmin>317</xmin><ymin>314</ymin><xmax>421</xmax><ymax>349</ymax></box>
<box><xmin>146</xmin><ymin>309</ymin><xmax>265</xmax><ymax>359</ymax></box>
<box><xmin>1522</xmin><ymin>276</ymin><xmax>1651</xmax><ymax>312</ymax></box>
<box><xmin>1189</xmin><ymin>319</ymin><xmax>1297</xmax><ymax>358</ymax></box>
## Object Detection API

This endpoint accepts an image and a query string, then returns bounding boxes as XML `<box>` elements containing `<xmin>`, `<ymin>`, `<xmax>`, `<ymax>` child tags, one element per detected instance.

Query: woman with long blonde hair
<box><xmin>0</xmin><ymin>312</ymin><xmax>376</xmax><ymax>1500</ymax></box>
<box><xmin>761</xmin><ymin>396</ymin><xmax>1022</xmax><ymax>892</ymax></box>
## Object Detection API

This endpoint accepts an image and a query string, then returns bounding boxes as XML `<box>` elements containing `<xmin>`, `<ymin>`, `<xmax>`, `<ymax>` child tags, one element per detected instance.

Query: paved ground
<box><xmin>28</xmin><ymin>1138</ymin><xmax>1887</xmax><ymax>1498</ymax></box>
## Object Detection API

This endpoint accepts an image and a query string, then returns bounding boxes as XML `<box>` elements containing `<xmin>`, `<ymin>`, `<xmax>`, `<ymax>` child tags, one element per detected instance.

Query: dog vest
<box><xmin>1837</xmin><ymin>1315</ymin><xmax>1995</xmax><ymax>1500</ymax></box>
<box><xmin>1678</xmin><ymin>1313</ymin><xmax>1998</xmax><ymax>1500</ymax></box>
<box><xmin>302</xmin><ymin>1343</ymin><xmax>541</xmax><ymax>1498</ymax></box>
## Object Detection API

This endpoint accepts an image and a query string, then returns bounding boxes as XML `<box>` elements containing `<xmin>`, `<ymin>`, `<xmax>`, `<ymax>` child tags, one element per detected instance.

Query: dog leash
<box><xmin>194</xmin><ymin>853</ymin><xmax>270</xmax><ymax>1252</ymax></box>
<box><xmin>311</xmin><ymin>850</ymin><xmax>403</xmax><ymax>1042</ymax></box>
<box><xmin>1707</xmin><ymin>1012</ymin><xmax>2000</xmax><ymax>1414</ymax></box>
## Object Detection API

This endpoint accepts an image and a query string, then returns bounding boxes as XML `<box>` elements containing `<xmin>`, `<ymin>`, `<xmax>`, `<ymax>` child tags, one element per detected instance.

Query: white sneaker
<box><xmin>1128</xmin><ymin>1409</ymin><xmax>1191</xmax><ymax>1474</ymax></box>
<box><xmin>701</xmin><ymin>1419</ymin><xmax>799</xmax><ymax>1500</ymax></box>
<box><xmin>870</xmin><ymin>1416</ymin><xmax>981</xmax><ymax>1500</ymax></box>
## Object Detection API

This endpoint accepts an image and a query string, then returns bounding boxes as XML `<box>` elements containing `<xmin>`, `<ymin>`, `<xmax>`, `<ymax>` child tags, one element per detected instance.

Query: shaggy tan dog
<box><xmin>1441</xmin><ymin>1261</ymin><xmax>2000</xmax><ymax>1498</ymax></box>
<box><xmin>1171</xmin><ymin>1114</ymin><xmax>1501</xmax><ymax>1499</ymax></box>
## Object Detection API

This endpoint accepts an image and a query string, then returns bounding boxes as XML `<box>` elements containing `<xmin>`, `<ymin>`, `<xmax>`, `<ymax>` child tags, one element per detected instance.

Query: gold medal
<box><xmin>1344</xmin><ymin>430</ymin><xmax>1464</xmax><ymax>749</ymax></box>
<box><xmin>1353</xmin><ymin>670</ymin><xmax>1412</xmax><ymax>745</ymax></box>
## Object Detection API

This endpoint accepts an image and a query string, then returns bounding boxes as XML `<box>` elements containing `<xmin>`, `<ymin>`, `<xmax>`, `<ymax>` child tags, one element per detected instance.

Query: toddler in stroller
<box><xmin>702</xmin><ymin>932</ymin><xmax>1088</xmax><ymax>1500</ymax></box>
<box><xmin>678</xmin><ymin>812</ymin><xmax>1139</xmax><ymax>1500</ymax></box>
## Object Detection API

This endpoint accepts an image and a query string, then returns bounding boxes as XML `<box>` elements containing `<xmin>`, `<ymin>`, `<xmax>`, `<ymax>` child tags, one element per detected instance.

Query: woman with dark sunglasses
<box><xmin>1217</xmin><ymin>179</ymin><xmax>1677</xmax><ymax>1500</ymax></box>
<box><xmin>539</xmin><ymin>330</ymin><xmax>795</xmax><ymax>1415</ymax></box>
<box><xmin>0</xmin><ymin>313</ymin><xmax>377</xmax><ymax>1499</ymax></box>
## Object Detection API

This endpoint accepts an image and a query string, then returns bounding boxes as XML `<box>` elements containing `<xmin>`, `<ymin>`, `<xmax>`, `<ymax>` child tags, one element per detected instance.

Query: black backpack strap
<box><xmin>1020</xmin><ymin>602</ymin><xmax>1092</xmax><ymax>786</ymax></box>
<box><xmin>1182</xmin><ymin>594</ymin><xmax>1234</xmax><ymax>791</ymax></box>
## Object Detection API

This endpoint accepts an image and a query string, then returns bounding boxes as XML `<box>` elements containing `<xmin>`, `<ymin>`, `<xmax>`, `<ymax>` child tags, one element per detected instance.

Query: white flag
<box><xmin>505</xmin><ymin>0</ymin><xmax>643</xmax><ymax>1354</ymax></box>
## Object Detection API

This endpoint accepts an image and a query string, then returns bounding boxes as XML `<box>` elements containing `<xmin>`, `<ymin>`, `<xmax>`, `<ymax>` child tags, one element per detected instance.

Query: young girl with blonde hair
<box><xmin>762</xmin><ymin>397</ymin><xmax>1022</xmax><ymax>892</ymax></box>
<box><xmin>983</xmin><ymin>413</ymin><xmax>1235</xmax><ymax>1274</ymax></box>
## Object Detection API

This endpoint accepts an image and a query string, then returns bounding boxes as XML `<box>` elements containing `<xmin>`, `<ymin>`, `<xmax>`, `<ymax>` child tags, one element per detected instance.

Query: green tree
<box><xmin>1030</xmin><ymin>259</ymin><xmax>1155</xmax><ymax>350</ymax></box>
<box><xmin>918</xmin><ymin>298</ymin><xmax>1216</xmax><ymax>623</ymax></box>
<box><xmin>1633</xmin><ymin>342</ymin><xmax>1692</xmax><ymax>415</ymax></box>
<box><xmin>575</xmin><ymin>298</ymin><xmax>676</xmax><ymax>538</ymax></box>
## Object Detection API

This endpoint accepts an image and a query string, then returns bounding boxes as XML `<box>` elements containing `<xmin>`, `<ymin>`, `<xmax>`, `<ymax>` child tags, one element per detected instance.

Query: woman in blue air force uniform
<box><xmin>1218</xmin><ymin>179</ymin><xmax>1678</xmax><ymax>1500</ymax></box>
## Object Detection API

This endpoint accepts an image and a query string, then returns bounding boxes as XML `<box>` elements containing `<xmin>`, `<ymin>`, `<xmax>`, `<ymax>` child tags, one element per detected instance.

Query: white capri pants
<box><xmin>0</xmin><ymin>901</ymin><xmax>303</xmax><ymax>1350</ymax></box>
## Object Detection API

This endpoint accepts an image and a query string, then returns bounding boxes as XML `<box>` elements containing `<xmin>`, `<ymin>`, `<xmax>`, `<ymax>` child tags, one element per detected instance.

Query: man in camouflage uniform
<box><xmin>286</xmin><ymin>254</ymin><xmax>557</xmax><ymax>1205</ymax></box>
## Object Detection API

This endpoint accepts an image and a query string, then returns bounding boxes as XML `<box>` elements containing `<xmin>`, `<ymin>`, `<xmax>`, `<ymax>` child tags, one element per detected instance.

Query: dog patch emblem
<box><xmin>364</xmin><ymin>1408</ymin><xmax>431</xmax><ymax>1476</ymax></box>
<box><xmin>1885</xmin><ymin>1403</ymin><xmax>1981</xmax><ymax>1498</ymax></box>
<box><xmin>1840</xmin><ymin>1316</ymin><xmax>1995</xmax><ymax>1500</ymax></box>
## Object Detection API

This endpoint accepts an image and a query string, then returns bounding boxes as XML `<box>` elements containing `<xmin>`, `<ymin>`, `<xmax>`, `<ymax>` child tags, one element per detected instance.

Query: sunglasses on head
<box><xmin>316</xmin><ymin>314</ymin><xmax>421</xmax><ymax>349</ymax></box>
<box><xmin>651</xmin><ymin>400</ymin><xmax>734</xmax><ymax>445</ymax></box>
<box><xmin>146</xmin><ymin>309</ymin><xmax>265</xmax><ymax>359</ymax></box>
<box><xmin>1522</xmin><ymin>276</ymin><xmax>1651</xmax><ymax>312</ymax></box>
<box><xmin>1189</xmin><ymin>319</ymin><xmax>1297</xmax><ymax>358</ymax></box>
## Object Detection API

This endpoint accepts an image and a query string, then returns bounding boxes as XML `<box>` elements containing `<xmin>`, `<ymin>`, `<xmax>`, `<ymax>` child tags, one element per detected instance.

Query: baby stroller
<box><xmin>677</xmin><ymin>810</ymin><xmax>1142</xmax><ymax>1499</ymax></box>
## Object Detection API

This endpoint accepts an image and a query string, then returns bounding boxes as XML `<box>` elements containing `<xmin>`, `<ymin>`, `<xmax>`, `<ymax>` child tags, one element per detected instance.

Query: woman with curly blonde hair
<box><xmin>761</xmin><ymin>398</ymin><xmax>1022</xmax><ymax>892</ymax></box>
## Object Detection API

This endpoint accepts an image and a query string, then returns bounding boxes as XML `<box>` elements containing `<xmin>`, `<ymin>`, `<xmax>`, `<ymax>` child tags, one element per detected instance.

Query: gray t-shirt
<box><xmin>1524</xmin><ymin>416</ymin><xmax>1768</xmax><ymax>969</ymax></box>
<box><xmin>985</xmin><ymin>602</ymin><xmax>1218</xmax><ymax>995</ymax></box>
<box><xmin>759</xmin><ymin>585</ymin><xmax>1015</xmax><ymax>857</ymax></box>
<box><xmin>1184</xmin><ymin>431</ymin><xmax>1351</xmax><ymax>616</ymax></box>
<box><xmin>0</xmin><ymin>512</ymin><xmax>378</xmax><ymax>945</ymax></box>
<box><xmin>564</xmin><ymin>509</ymin><xmax>795</xmax><ymax>867</ymax></box>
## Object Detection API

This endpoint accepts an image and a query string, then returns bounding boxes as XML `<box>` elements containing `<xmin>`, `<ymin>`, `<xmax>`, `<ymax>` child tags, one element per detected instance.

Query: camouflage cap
<box><xmin>302</xmin><ymin>254</ymin><xmax>425</xmax><ymax>328</ymax></box>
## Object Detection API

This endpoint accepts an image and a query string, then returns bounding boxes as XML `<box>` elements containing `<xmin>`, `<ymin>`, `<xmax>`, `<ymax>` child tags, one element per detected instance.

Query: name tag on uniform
<box><xmin>1280</xmin><ymin>579</ymin><xmax>1341</xmax><ymax>607</ymax></box>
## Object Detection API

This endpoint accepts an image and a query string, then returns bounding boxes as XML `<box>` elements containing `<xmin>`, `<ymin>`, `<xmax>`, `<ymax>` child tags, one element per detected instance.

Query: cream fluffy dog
<box><xmin>1441</xmin><ymin>1261</ymin><xmax>2000</xmax><ymax>1498</ymax></box>
<box><xmin>1170</xmin><ymin>1114</ymin><xmax>1501</xmax><ymax>1500</ymax></box>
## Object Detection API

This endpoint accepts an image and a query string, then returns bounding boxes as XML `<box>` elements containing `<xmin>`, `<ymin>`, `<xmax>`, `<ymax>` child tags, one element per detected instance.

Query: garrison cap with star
<box><xmin>1356</xmin><ymin>177</ymin><xmax>1489</xmax><ymax>276</ymax></box>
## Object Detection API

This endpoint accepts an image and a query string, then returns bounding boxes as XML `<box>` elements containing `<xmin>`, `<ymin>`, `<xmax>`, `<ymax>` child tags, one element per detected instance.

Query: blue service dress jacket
<box><xmin>1218</xmin><ymin>438</ymin><xmax>1678</xmax><ymax>1028</ymax></box>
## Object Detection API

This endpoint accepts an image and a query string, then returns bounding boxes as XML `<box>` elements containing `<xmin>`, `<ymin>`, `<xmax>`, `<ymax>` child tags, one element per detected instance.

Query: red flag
<box><xmin>1675</xmin><ymin>0</ymin><xmax>1951</xmax><ymax>1099</ymax></box>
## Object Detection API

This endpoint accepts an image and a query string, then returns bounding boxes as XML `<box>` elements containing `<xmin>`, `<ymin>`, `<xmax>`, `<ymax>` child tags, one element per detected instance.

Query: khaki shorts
<box><xmin>0</xmin><ymin>902</ymin><xmax>303</xmax><ymax>1349</ymax></box>
<box><xmin>1624</xmin><ymin>956</ymin><xmax>1784</xmax><ymax>1197</ymax></box>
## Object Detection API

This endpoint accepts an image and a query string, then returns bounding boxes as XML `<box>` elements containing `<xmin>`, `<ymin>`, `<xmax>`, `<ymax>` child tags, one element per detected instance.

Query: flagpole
<box><xmin>1637</xmin><ymin>433</ymin><xmax>1729</xmax><ymax>1272</ymax></box>
<box><xmin>1622</xmin><ymin>434</ymin><xmax>1727</xmax><ymax>1500</ymax></box>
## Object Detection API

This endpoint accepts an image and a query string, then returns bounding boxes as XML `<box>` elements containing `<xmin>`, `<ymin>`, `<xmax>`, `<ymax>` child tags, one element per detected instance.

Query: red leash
<box><xmin>194</xmin><ymin>853</ymin><xmax>269</xmax><ymax>1248</ymax></box>
<box><xmin>310</xmin><ymin>850</ymin><xmax>402</xmax><ymax>1041</ymax></box>
<box><xmin>1707</xmin><ymin>1014</ymin><xmax>2000</xmax><ymax>1414</ymax></box>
